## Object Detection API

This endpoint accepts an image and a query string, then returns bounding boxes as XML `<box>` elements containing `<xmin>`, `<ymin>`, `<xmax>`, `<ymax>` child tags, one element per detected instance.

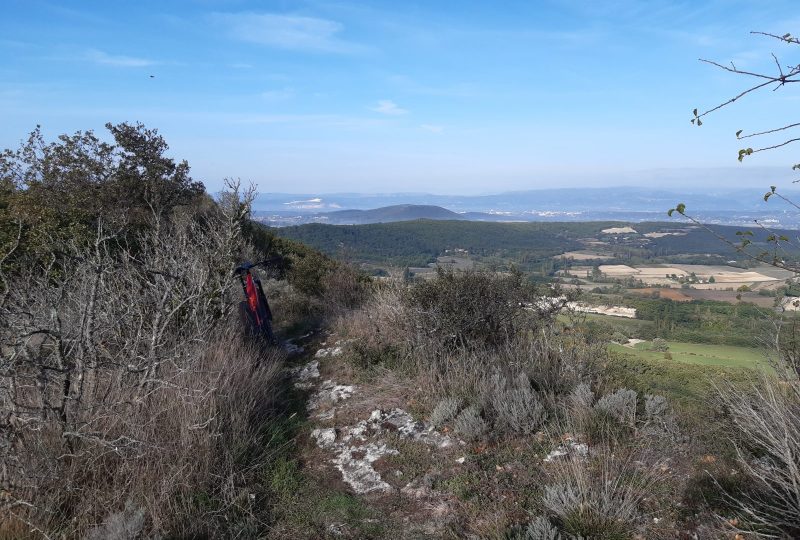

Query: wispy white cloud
<box><xmin>371</xmin><ymin>99</ymin><xmax>407</xmax><ymax>115</ymax></box>
<box><xmin>212</xmin><ymin>12</ymin><xmax>364</xmax><ymax>53</ymax></box>
<box><xmin>420</xmin><ymin>124</ymin><xmax>444</xmax><ymax>133</ymax></box>
<box><xmin>86</xmin><ymin>49</ymin><xmax>155</xmax><ymax>67</ymax></box>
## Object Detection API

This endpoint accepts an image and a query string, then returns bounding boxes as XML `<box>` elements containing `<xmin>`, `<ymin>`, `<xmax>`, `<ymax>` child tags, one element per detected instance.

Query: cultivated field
<box><xmin>590</xmin><ymin>263</ymin><xmax>794</xmax><ymax>289</ymax></box>
<box><xmin>628</xmin><ymin>288</ymin><xmax>693</xmax><ymax>301</ymax></box>
<box><xmin>556</xmin><ymin>250</ymin><xmax>614</xmax><ymax>261</ymax></box>
<box><xmin>600</xmin><ymin>226</ymin><xmax>637</xmax><ymax>234</ymax></box>
<box><xmin>679</xmin><ymin>289</ymin><xmax>777</xmax><ymax>307</ymax></box>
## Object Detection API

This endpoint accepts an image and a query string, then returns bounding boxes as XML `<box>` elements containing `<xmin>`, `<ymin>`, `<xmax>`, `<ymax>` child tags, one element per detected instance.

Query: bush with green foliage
<box><xmin>403</xmin><ymin>267</ymin><xmax>554</xmax><ymax>352</ymax></box>
<box><xmin>650</xmin><ymin>338</ymin><xmax>669</xmax><ymax>352</ymax></box>
<box><xmin>0</xmin><ymin>123</ymin><xmax>206</xmax><ymax>270</ymax></box>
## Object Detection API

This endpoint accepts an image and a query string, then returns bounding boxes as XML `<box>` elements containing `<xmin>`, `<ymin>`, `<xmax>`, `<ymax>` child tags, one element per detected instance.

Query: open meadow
<box><xmin>608</xmin><ymin>340</ymin><xmax>773</xmax><ymax>371</ymax></box>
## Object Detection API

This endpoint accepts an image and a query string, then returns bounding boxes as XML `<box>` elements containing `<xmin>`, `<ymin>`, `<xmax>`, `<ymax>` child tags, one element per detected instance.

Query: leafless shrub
<box><xmin>430</xmin><ymin>397</ymin><xmax>462</xmax><ymax>428</ymax></box>
<box><xmin>569</xmin><ymin>383</ymin><xmax>595</xmax><ymax>411</ymax></box>
<box><xmin>417</xmin><ymin>329</ymin><xmax>598</xmax><ymax>408</ymax></box>
<box><xmin>319</xmin><ymin>261</ymin><xmax>371</xmax><ymax>312</ymax></box>
<box><xmin>563</xmin><ymin>383</ymin><xmax>596</xmax><ymax>438</ymax></box>
<box><xmin>334</xmin><ymin>283</ymin><xmax>406</xmax><ymax>354</ymax></box>
<box><xmin>503</xmin><ymin>331</ymin><xmax>600</xmax><ymax>398</ymax></box>
<box><xmin>0</xmin><ymin>181</ymin><xmax>288</xmax><ymax>537</ymax></box>
<box><xmin>84</xmin><ymin>500</ymin><xmax>145</xmax><ymax>540</ymax></box>
<box><xmin>595</xmin><ymin>389</ymin><xmax>638</xmax><ymax>427</ymax></box>
<box><xmin>486</xmin><ymin>371</ymin><xmax>547</xmax><ymax>435</ymax></box>
<box><xmin>716</xmin><ymin>375</ymin><xmax>800</xmax><ymax>538</ymax></box>
<box><xmin>453</xmin><ymin>406</ymin><xmax>487</xmax><ymax>441</ymax></box>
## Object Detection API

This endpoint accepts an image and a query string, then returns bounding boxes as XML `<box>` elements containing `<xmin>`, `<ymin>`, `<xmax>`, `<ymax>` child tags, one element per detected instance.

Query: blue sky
<box><xmin>1</xmin><ymin>0</ymin><xmax>798</xmax><ymax>193</ymax></box>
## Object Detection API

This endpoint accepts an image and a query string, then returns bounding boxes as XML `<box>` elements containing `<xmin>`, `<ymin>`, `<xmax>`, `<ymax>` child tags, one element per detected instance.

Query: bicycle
<box><xmin>234</xmin><ymin>258</ymin><xmax>281</xmax><ymax>346</ymax></box>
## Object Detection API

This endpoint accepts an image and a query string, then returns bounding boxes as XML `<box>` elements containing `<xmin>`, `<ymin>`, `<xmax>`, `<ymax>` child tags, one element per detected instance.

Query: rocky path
<box><xmin>287</xmin><ymin>335</ymin><xmax>465</xmax><ymax>537</ymax></box>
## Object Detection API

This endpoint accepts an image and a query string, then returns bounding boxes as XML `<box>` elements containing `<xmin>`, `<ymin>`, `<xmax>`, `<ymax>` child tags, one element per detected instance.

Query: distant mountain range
<box><xmin>323</xmin><ymin>204</ymin><xmax>464</xmax><ymax>224</ymax></box>
<box><xmin>252</xmin><ymin>186</ymin><xmax>800</xmax><ymax>228</ymax></box>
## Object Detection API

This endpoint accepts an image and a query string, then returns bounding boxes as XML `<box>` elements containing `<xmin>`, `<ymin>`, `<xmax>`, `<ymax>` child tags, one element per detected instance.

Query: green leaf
<box><xmin>736</xmin><ymin>129</ymin><xmax>743</xmax><ymax>138</ymax></box>
<box><xmin>667</xmin><ymin>208</ymin><xmax>675</xmax><ymax>217</ymax></box>
<box><xmin>771</xmin><ymin>185</ymin><xmax>776</xmax><ymax>193</ymax></box>
<box><xmin>693</xmin><ymin>108</ymin><xmax>698</xmax><ymax>116</ymax></box>
<box><xmin>697</xmin><ymin>119</ymin><xmax>702</xmax><ymax>126</ymax></box>
<box><xmin>676</xmin><ymin>203</ymin><xmax>686</xmax><ymax>214</ymax></box>
<box><xmin>780</xmin><ymin>235</ymin><xmax>789</xmax><ymax>242</ymax></box>
<box><xmin>765</xmin><ymin>192</ymin><xmax>773</xmax><ymax>202</ymax></box>
<box><xmin>766</xmin><ymin>234</ymin><xmax>776</xmax><ymax>242</ymax></box>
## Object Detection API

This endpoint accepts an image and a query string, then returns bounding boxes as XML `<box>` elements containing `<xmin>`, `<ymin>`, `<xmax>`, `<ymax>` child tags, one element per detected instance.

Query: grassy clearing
<box><xmin>608</xmin><ymin>340</ymin><xmax>772</xmax><ymax>371</ymax></box>
<box><xmin>603</xmin><ymin>352</ymin><xmax>758</xmax><ymax>412</ymax></box>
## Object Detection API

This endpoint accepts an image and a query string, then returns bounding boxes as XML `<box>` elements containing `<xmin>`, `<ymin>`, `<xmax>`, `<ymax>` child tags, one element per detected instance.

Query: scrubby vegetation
<box><xmin>0</xmin><ymin>124</ymin><xmax>363</xmax><ymax>538</ymax></box>
<box><xmin>330</xmin><ymin>266</ymin><xmax>800</xmax><ymax>537</ymax></box>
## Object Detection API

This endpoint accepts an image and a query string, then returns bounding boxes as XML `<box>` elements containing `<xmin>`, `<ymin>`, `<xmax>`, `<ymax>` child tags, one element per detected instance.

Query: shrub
<box><xmin>651</xmin><ymin>338</ymin><xmax>669</xmax><ymax>352</ymax></box>
<box><xmin>716</xmin><ymin>376</ymin><xmax>800</xmax><ymax>537</ymax></box>
<box><xmin>568</xmin><ymin>383</ymin><xmax>595</xmax><ymax>411</ymax></box>
<box><xmin>453</xmin><ymin>406</ymin><xmax>488</xmax><ymax>441</ymax></box>
<box><xmin>508</xmin><ymin>516</ymin><xmax>561</xmax><ymax>539</ymax></box>
<box><xmin>611</xmin><ymin>331</ymin><xmax>628</xmax><ymax>344</ymax></box>
<box><xmin>582</xmin><ymin>407</ymin><xmax>629</xmax><ymax>445</ymax></box>
<box><xmin>595</xmin><ymin>389</ymin><xmax>637</xmax><ymax>427</ymax></box>
<box><xmin>430</xmin><ymin>397</ymin><xmax>462</xmax><ymax>428</ymax></box>
<box><xmin>542</xmin><ymin>453</ymin><xmax>658</xmax><ymax>540</ymax></box>
<box><xmin>403</xmin><ymin>268</ymin><xmax>553</xmax><ymax>353</ymax></box>
<box><xmin>565</xmin><ymin>383</ymin><xmax>596</xmax><ymax>437</ymax></box>
<box><xmin>644</xmin><ymin>394</ymin><xmax>668</xmax><ymax>421</ymax></box>
<box><xmin>318</xmin><ymin>261</ymin><xmax>371</xmax><ymax>311</ymax></box>
<box><xmin>487</xmin><ymin>371</ymin><xmax>547</xmax><ymax>435</ymax></box>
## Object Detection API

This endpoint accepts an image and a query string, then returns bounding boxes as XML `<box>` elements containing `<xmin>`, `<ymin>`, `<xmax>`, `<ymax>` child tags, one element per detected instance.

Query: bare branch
<box><xmin>751</xmin><ymin>30</ymin><xmax>800</xmax><ymax>45</ymax></box>
<box><xmin>738</xmin><ymin>122</ymin><xmax>800</xmax><ymax>140</ymax></box>
<box><xmin>751</xmin><ymin>137</ymin><xmax>800</xmax><ymax>154</ymax></box>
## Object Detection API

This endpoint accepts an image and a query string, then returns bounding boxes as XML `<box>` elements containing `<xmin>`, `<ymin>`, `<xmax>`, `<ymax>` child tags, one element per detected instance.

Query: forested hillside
<box><xmin>275</xmin><ymin>219</ymin><xmax>800</xmax><ymax>267</ymax></box>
